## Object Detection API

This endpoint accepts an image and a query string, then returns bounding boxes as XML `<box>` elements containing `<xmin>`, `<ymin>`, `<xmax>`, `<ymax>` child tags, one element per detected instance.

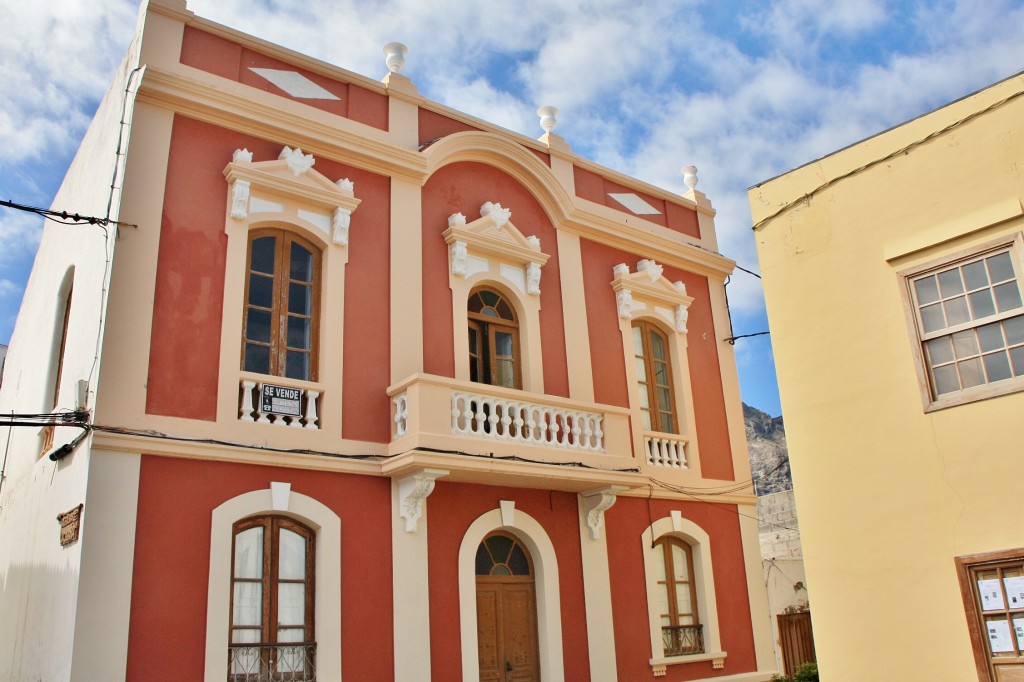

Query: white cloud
<box><xmin>0</xmin><ymin>280</ymin><xmax>22</xmax><ymax>299</ymax></box>
<box><xmin>0</xmin><ymin>209</ymin><xmax>43</xmax><ymax>264</ymax></box>
<box><xmin>0</xmin><ymin>0</ymin><xmax>136</xmax><ymax>168</ymax></box>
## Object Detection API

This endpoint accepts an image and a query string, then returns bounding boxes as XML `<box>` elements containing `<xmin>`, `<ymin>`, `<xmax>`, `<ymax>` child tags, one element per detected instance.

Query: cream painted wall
<box><xmin>751</xmin><ymin>73</ymin><xmax>1024</xmax><ymax>681</ymax></box>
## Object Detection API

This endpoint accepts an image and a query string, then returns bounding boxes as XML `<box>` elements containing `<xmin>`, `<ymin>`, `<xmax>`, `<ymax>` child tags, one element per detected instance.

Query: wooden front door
<box><xmin>476</xmin><ymin>533</ymin><xmax>540</xmax><ymax>682</ymax></box>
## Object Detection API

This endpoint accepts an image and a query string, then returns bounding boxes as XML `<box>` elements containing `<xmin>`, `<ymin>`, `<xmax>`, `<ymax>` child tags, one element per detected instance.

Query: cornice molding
<box><xmin>136</xmin><ymin>66</ymin><xmax>427</xmax><ymax>183</ymax></box>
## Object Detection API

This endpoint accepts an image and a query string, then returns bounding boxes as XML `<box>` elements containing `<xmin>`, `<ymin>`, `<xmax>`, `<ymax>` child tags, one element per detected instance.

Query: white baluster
<box><xmin>305</xmin><ymin>390</ymin><xmax>320</xmax><ymax>430</ymax></box>
<box><xmin>240</xmin><ymin>381</ymin><xmax>256</xmax><ymax>421</ymax></box>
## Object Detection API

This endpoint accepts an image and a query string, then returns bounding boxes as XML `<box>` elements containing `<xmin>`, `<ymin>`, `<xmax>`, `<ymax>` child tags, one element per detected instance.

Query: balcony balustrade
<box><xmin>239</xmin><ymin>379</ymin><xmax>321</xmax><ymax>429</ymax></box>
<box><xmin>387</xmin><ymin>374</ymin><xmax>634</xmax><ymax>477</ymax></box>
<box><xmin>644</xmin><ymin>431</ymin><xmax>688</xmax><ymax>469</ymax></box>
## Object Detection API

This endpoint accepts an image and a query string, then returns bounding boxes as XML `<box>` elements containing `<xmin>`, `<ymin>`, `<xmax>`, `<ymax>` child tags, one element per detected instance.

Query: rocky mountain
<box><xmin>743</xmin><ymin>403</ymin><xmax>791</xmax><ymax>496</ymax></box>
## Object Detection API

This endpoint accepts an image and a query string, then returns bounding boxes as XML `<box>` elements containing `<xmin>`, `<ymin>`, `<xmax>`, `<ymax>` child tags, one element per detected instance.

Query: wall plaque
<box><xmin>57</xmin><ymin>504</ymin><xmax>83</xmax><ymax>547</ymax></box>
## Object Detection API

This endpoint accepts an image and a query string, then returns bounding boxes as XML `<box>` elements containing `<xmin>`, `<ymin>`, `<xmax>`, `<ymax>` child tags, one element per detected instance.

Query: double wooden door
<box><xmin>477</xmin><ymin>579</ymin><xmax>540</xmax><ymax>681</ymax></box>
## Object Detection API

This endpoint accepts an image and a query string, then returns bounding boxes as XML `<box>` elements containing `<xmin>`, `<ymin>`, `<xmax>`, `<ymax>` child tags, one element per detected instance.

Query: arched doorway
<box><xmin>476</xmin><ymin>532</ymin><xmax>541</xmax><ymax>681</ymax></box>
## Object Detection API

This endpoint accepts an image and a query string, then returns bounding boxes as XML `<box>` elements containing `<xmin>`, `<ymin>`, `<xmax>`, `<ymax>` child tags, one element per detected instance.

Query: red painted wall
<box><xmin>125</xmin><ymin>455</ymin><xmax>394</xmax><ymax>681</ymax></box>
<box><xmin>180</xmin><ymin>27</ymin><xmax>389</xmax><ymax>131</ymax></box>
<box><xmin>147</xmin><ymin>116</ymin><xmax>392</xmax><ymax>443</ymax></box>
<box><xmin>574</xmin><ymin>165</ymin><xmax>700</xmax><ymax>238</ymax></box>
<box><xmin>420</xmin><ymin>161</ymin><xmax>570</xmax><ymax>397</ymax></box>
<box><xmin>605</xmin><ymin>496</ymin><xmax>757</xmax><ymax>681</ymax></box>
<box><xmin>418</xmin><ymin>109</ymin><xmax>480</xmax><ymax>147</ymax></box>
<box><xmin>425</xmin><ymin>482</ymin><xmax>591</xmax><ymax>682</ymax></box>
<box><xmin>580</xmin><ymin>240</ymin><xmax>734</xmax><ymax>480</ymax></box>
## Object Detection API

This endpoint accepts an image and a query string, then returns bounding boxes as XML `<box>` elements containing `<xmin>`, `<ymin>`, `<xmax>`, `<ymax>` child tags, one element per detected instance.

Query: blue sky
<box><xmin>2</xmin><ymin>0</ymin><xmax>1023</xmax><ymax>417</ymax></box>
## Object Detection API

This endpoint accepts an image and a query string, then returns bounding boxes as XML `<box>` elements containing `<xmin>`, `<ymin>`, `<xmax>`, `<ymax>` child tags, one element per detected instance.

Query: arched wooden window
<box><xmin>229</xmin><ymin>516</ymin><xmax>316</xmax><ymax>679</ymax></box>
<box><xmin>468</xmin><ymin>287</ymin><xmax>521</xmax><ymax>389</ymax></box>
<box><xmin>242</xmin><ymin>229</ymin><xmax>321</xmax><ymax>382</ymax></box>
<box><xmin>633</xmin><ymin>320</ymin><xmax>677</xmax><ymax>433</ymax></box>
<box><xmin>655</xmin><ymin>536</ymin><xmax>703</xmax><ymax>656</ymax></box>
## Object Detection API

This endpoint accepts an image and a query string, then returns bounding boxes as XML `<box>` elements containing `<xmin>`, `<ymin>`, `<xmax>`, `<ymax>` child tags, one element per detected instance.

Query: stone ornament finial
<box><xmin>537</xmin><ymin>105</ymin><xmax>559</xmax><ymax>134</ymax></box>
<box><xmin>480</xmin><ymin>202</ymin><xmax>511</xmax><ymax>228</ymax></box>
<box><xmin>384</xmin><ymin>42</ymin><xmax>408</xmax><ymax>74</ymax></box>
<box><xmin>232</xmin><ymin>148</ymin><xmax>253</xmax><ymax>164</ymax></box>
<box><xmin>682</xmin><ymin>165</ymin><xmax>698</xmax><ymax>191</ymax></box>
<box><xmin>279</xmin><ymin>146</ymin><xmax>315</xmax><ymax>176</ymax></box>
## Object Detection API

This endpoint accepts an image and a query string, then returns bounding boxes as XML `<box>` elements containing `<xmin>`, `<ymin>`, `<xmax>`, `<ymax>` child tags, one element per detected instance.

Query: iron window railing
<box><xmin>228</xmin><ymin>643</ymin><xmax>316</xmax><ymax>682</ymax></box>
<box><xmin>662</xmin><ymin>624</ymin><xmax>704</xmax><ymax>656</ymax></box>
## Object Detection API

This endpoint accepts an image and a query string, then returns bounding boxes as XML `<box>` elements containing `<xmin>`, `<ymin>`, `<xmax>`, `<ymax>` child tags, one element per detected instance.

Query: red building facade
<box><xmin>0</xmin><ymin>1</ymin><xmax>775</xmax><ymax>680</ymax></box>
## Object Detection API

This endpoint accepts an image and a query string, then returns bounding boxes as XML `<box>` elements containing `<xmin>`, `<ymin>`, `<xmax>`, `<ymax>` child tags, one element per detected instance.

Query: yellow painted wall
<box><xmin>750</xmin><ymin>73</ymin><xmax>1024</xmax><ymax>681</ymax></box>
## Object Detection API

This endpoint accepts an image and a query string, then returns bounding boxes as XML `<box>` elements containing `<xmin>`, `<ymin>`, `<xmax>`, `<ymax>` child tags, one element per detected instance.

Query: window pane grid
<box><xmin>971</xmin><ymin>561</ymin><xmax>1024</xmax><ymax>661</ymax></box>
<box><xmin>242</xmin><ymin>230</ymin><xmax>320</xmax><ymax>381</ymax></box>
<box><xmin>912</xmin><ymin>249</ymin><xmax>1024</xmax><ymax>398</ymax></box>
<box><xmin>633</xmin><ymin>321</ymin><xmax>678</xmax><ymax>433</ymax></box>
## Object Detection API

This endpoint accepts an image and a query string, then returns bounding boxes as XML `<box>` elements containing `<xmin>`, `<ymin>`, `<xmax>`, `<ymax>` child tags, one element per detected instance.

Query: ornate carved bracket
<box><xmin>581</xmin><ymin>486</ymin><xmax>629</xmax><ymax>540</ymax></box>
<box><xmin>397</xmin><ymin>469</ymin><xmax>449</xmax><ymax>533</ymax></box>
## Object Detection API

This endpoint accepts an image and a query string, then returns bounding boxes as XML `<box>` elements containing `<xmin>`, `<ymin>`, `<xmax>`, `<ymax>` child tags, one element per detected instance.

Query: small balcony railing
<box><xmin>239</xmin><ymin>379</ymin><xmax>321</xmax><ymax>429</ymax></box>
<box><xmin>644</xmin><ymin>431</ymin><xmax>688</xmax><ymax>469</ymax></box>
<box><xmin>228</xmin><ymin>642</ymin><xmax>316</xmax><ymax>681</ymax></box>
<box><xmin>662</xmin><ymin>624</ymin><xmax>704</xmax><ymax>656</ymax></box>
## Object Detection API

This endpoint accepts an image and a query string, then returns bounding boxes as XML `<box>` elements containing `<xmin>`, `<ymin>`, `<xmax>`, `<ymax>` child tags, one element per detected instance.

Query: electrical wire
<box><xmin>0</xmin><ymin>199</ymin><xmax>136</xmax><ymax>229</ymax></box>
<box><xmin>751</xmin><ymin>78</ymin><xmax>1024</xmax><ymax>231</ymax></box>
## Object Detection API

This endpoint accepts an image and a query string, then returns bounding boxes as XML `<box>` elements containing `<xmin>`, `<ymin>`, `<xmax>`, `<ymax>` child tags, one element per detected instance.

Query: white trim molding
<box><xmin>642</xmin><ymin>514</ymin><xmax>725</xmax><ymax>677</ymax></box>
<box><xmin>458</xmin><ymin>506</ymin><xmax>564</xmax><ymax>682</ymax></box>
<box><xmin>204</xmin><ymin>486</ymin><xmax>342</xmax><ymax>682</ymax></box>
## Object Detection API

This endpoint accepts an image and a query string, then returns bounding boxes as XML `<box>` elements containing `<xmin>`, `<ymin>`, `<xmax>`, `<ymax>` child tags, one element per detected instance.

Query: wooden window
<box><xmin>42</xmin><ymin>284</ymin><xmax>73</xmax><ymax>455</ymax></box>
<box><xmin>242</xmin><ymin>230</ymin><xmax>321</xmax><ymax>382</ymax></box>
<box><xmin>230</xmin><ymin>516</ymin><xmax>315</xmax><ymax>680</ymax></box>
<box><xmin>956</xmin><ymin>548</ymin><xmax>1024</xmax><ymax>681</ymax></box>
<box><xmin>655</xmin><ymin>536</ymin><xmax>703</xmax><ymax>656</ymax></box>
<box><xmin>633</xmin><ymin>320</ymin><xmax>677</xmax><ymax>433</ymax></box>
<box><xmin>908</xmin><ymin>245</ymin><xmax>1024</xmax><ymax>402</ymax></box>
<box><xmin>468</xmin><ymin>288</ymin><xmax>521</xmax><ymax>389</ymax></box>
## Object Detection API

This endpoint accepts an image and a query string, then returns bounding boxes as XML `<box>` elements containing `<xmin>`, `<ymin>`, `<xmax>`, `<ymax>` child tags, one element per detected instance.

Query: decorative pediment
<box><xmin>443</xmin><ymin>202</ymin><xmax>550</xmax><ymax>295</ymax></box>
<box><xmin>611</xmin><ymin>260</ymin><xmax>694</xmax><ymax>333</ymax></box>
<box><xmin>223</xmin><ymin>146</ymin><xmax>361</xmax><ymax>245</ymax></box>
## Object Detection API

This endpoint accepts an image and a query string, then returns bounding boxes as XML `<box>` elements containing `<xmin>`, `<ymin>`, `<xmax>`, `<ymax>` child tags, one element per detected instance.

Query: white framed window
<box><xmin>611</xmin><ymin>260</ymin><xmax>699</xmax><ymax>473</ymax></box>
<box><xmin>444</xmin><ymin>202</ymin><xmax>548</xmax><ymax>393</ymax></box>
<box><xmin>903</xmin><ymin>235</ymin><xmax>1024</xmax><ymax>409</ymax></box>
<box><xmin>205</xmin><ymin>485</ymin><xmax>341</xmax><ymax>682</ymax></box>
<box><xmin>642</xmin><ymin>513</ymin><xmax>726</xmax><ymax>675</ymax></box>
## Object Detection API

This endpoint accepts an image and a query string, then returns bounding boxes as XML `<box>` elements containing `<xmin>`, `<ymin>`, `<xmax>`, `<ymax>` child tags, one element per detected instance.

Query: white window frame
<box><xmin>642</xmin><ymin>512</ymin><xmax>726</xmax><ymax>675</ymax></box>
<box><xmin>611</xmin><ymin>260</ymin><xmax>700</xmax><ymax>473</ymax></box>
<box><xmin>444</xmin><ymin>202</ymin><xmax>549</xmax><ymax>394</ymax></box>
<box><xmin>204</xmin><ymin>485</ymin><xmax>341</xmax><ymax>682</ymax></box>
<box><xmin>900</xmin><ymin>233</ymin><xmax>1024</xmax><ymax>411</ymax></box>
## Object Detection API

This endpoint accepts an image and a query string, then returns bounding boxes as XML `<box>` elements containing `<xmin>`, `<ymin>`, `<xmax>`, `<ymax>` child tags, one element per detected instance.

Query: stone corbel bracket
<box><xmin>581</xmin><ymin>485</ymin><xmax>630</xmax><ymax>540</ymax></box>
<box><xmin>611</xmin><ymin>260</ymin><xmax>694</xmax><ymax>332</ymax></box>
<box><xmin>443</xmin><ymin>202</ymin><xmax>549</xmax><ymax>294</ymax></box>
<box><xmin>397</xmin><ymin>469</ymin><xmax>449</xmax><ymax>533</ymax></box>
<box><xmin>224</xmin><ymin>147</ymin><xmax>361</xmax><ymax>246</ymax></box>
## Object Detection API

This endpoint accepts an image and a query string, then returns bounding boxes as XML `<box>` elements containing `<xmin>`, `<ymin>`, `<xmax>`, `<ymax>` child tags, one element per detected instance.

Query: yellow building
<box><xmin>749</xmin><ymin>72</ymin><xmax>1024</xmax><ymax>682</ymax></box>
